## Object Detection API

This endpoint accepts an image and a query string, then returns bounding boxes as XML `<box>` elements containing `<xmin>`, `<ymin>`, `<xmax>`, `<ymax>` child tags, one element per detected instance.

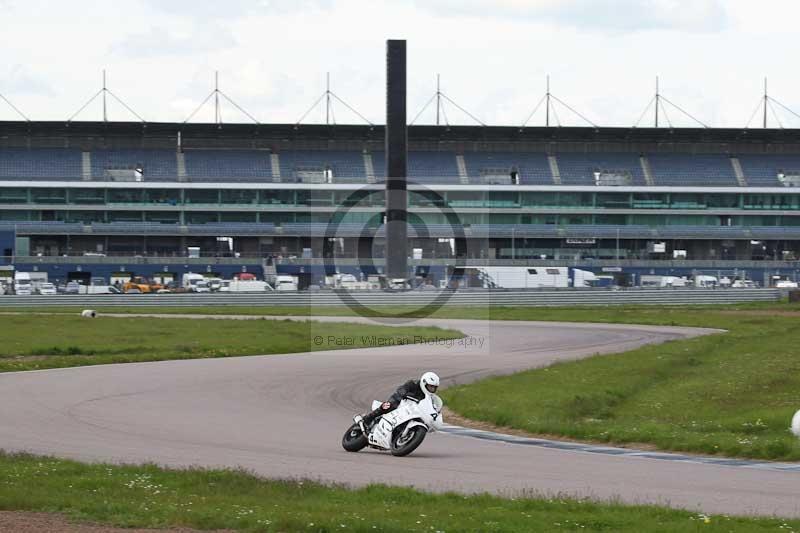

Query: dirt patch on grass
<box><xmin>0</xmin><ymin>511</ymin><xmax>235</xmax><ymax>532</ymax></box>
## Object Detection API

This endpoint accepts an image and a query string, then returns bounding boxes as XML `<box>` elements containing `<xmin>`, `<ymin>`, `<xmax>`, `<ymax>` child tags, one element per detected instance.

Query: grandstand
<box><xmin>3</xmin><ymin>121</ymin><xmax>800</xmax><ymax>283</ymax></box>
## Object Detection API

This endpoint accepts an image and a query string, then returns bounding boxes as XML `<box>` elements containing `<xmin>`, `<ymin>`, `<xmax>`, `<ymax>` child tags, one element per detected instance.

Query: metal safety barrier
<box><xmin>0</xmin><ymin>288</ymin><xmax>781</xmax><ymax>308</ymax></box>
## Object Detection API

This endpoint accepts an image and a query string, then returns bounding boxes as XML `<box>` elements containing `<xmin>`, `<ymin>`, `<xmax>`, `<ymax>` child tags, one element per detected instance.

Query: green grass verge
<box><xmin>0</xmin><ymin>452</ymin><xmax>796</xmax><ymax>532</ymax></box>
<box><xmin>0</xmin><ymin>314</ymin><xmax>461</xmax><ymax>373</ymax></box>
<box><xmin>440</xmin><ymin>304</ymin><xmax>800</xmax><ymax>461</ymax></box>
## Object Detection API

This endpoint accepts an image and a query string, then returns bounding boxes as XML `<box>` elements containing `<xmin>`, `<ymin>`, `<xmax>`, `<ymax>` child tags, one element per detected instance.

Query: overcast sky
<box><xmin>1</xmin><ymin>0</ymin><xmax>798</xmax><ymax>128</ymax></box>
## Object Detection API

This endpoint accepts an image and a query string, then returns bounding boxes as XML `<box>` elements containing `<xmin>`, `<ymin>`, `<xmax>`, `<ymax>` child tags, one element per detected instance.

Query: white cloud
<box><xmin>1</xmin><ymin>65</ymin><xmax>55</xmax><ymax>97</ymax></box>
<box><xmin>0</xmin><ymin>0</ymin><xmax>798</xmax><ymax>127</ymax></box>
<box><xmin>110</xmin><ymin>25</ymin><xmax>238</xmax><ymax>58</ymax></box>
<box><xmin>415</xmin><ymin>0</ymin><xmax>728</xmax><ymax>32</ymax></box>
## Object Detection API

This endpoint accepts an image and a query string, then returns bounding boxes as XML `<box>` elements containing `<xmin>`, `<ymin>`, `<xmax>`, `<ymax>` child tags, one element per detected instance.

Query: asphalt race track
<box><xmin>1</xmin><ymin>316</ymin><xmax>798</xmax><ymax>518</ymax></box>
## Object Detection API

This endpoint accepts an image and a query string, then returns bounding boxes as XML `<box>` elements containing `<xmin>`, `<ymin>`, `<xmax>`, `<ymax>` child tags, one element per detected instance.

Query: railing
<box><xmin>0</xmin><ymin>288</ymin><xmax>781</xmax><ymax>308</ymax></box>
<box><xmin>4</xmin><ymin>255</ymin><xmax>800</xmax><ymax>269</ymax></box>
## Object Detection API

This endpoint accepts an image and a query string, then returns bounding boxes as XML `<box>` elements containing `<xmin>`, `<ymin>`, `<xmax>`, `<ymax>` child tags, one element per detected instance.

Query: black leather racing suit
<box><xmin>361</xmin><ymin>379</ymin><xmax>425</xmax><ymax>426</ymax></box>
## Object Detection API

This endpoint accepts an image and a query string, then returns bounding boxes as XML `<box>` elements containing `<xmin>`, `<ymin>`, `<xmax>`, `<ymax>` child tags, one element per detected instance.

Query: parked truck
<box><xmin>13</xmin><ymin>272</ymin><xmax>34</xmax><ymax>295</ymax></box>
<box><xmin>182</xmin><ymin>273</ymin><xmax>207</xmax><ymax>292</ymax></box>
<box><xmin>220</xmin><ymin>279</ymin><xmax>269</xmax><ymax>292</ymax></box>
<box><xmin>274</xmin><ymin>275</ymin><xmax>298</xmax><ymax>291</ymax></box>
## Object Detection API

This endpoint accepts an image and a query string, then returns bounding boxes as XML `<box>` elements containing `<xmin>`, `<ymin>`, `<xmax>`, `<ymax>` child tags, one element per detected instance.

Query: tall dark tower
<box><xmin>385</xmin><ymin>39</ymin><xmax>408</xmax><ymax>280</ymax></box>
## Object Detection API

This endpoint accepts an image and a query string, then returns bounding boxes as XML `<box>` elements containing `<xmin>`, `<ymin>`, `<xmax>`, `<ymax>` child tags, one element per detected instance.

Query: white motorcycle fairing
<box><xmin>367</xmin><ymin>395</ymin><xmax>443</xmax><ymax>450</ymax></box>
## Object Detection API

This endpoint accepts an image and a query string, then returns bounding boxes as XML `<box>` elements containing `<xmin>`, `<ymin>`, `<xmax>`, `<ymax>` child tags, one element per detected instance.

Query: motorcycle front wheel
<box><xmin>390</xmin><ymin>425</ymin><xmax>427</xmax><ymax>457</ymax></box>
<box><xmin>341</xmin><ymin>423</ymin><xmax>368</xmax><ymax>452</ymax></box>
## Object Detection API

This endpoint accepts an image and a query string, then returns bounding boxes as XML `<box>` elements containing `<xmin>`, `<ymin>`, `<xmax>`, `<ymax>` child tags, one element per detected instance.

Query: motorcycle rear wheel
<box><xmin>342</xmin><ymin>423</ymin><xmax>368</xmax><ymax>452</ymax></box>
<box><xmin>390</xmin><ymin>425</ymin><xmax>427</xmax><ymax>456</ymax></box>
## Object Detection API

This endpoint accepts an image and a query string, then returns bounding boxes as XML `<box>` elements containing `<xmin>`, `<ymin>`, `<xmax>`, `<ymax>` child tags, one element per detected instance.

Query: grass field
<box><xmin>439</xmin><ymin>305</ymin><xmax>800</xmax><ymax>461</ymax></box>
<box><xmin>0</xmin><ymin>314</ymin><xmax>461</xmax><ymax>373</ymax></box>
<box><xmin>0</xmin><ymin>452</ymin><xmax>796</xmax><ymax>533</ymax></box>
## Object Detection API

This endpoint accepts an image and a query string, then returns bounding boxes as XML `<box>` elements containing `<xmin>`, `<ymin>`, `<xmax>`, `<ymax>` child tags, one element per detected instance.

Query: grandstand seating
<box><xmin>184</xmin><ymin>150</ymin><xmax>271</xmax><ymax>180</ymax></box>
<box><xmin>557</xmin><ymin>153</ymin><xmax>646</xmax><ymax>186</ymax></box>
<box><xmin>91</xmin><ymin>150</ymin><xmax>177</xmax><ymax>180</ymax></box>
<box><xmin>372</xmin><ymin>151</ymin><xmax>461</xmax><ymax>184</ymax></box>
<box><xmin>6</xmin><ymin>147</ymin><xmax>800</xmax><ymax>189</ymax></box>
<box><xmin>647</xmin><ymin>154</ymin><xmax>737</xmax><ymax>186</ymax></box>
<box><xmin>279</xmin><ymin>151</ymin><xmax>365</xmax><ymax>182</ymax></box>
<box><xmin>462</xmin><ymin>152</ymin><xmax>553</xmax><ymax>185</ymax></box>
<box><xmin>0</xmin><ymin>149</ymin><xmax>82</xmax><ymax>179</ymax></box>
<box><xmin>738</xmin><ymin>155</ymin><xmax>800</xmax><ymax>186</ymax></box>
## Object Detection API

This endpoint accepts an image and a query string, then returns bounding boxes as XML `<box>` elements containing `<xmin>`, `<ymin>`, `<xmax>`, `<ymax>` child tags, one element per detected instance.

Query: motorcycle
<box><xmin>342</xmin><ymin>394</ymin><xmax>444</xmax><ymax>456</ymax></box>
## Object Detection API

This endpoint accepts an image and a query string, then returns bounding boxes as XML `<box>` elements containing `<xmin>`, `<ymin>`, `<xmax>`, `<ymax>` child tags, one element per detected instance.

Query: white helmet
<box><xmin>420</xmin><ymin>371</ymin><xmax>440</xmax><ymax>395</ymax></box>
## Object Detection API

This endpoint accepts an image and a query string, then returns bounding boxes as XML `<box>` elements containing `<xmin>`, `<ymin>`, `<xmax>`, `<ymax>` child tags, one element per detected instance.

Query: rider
<box><xmin>354</xmin><ymin>371</ymin><xmax>440</xmax><ymax>430</ymax></box>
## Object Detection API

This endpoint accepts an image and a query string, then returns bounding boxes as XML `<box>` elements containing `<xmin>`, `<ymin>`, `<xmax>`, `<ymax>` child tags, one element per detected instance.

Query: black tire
<box><xmin>341</xmin><ymin>423</ymin><xmax>368</xmax><ymax>452</ymax></box>
<box><xmin>390</xmin><ymin>425</ymin><xmax>427</xmax><ymax>457</ymax></box>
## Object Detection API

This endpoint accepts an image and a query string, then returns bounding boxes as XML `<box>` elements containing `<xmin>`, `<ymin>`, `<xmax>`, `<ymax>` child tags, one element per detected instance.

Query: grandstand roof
<box><xmin>2</xmin><ymin>121</ymin><xmax>800</xmax><ymax>153</ymax></box>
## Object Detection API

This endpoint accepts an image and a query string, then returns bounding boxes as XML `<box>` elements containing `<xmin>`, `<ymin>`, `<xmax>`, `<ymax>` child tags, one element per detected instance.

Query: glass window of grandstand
<box><xmin>39</xmin><ymin>210</ymin><xmax>68</xmax><ymax>221</ymax></box>
<box><xmin>705</xmin><ymin>194</ymin><xmax>739</xmax><ymax>209</ymax></box>
<box><xmin>558</xmin><ymin>192</ymin><xmax>593</xmax><ymax>208</ymax></box>
<box><xmin>561</xmin><ymin>214</ymin><xmax>591</xmax><ymax>225</ymax></box>
<box><xmin>296</xmin><ymin>190</ymin><xmax>333</xmax><ymax>207</ymax></box>
<box><xmin>670</xmin><ymin>194</ymin><xmax>706</xmax><ymax>209</ymax></box>
<box><xmin>260</xmin><ymin>213</ymin><xmax>294</xmax><ymax>225</ymax></box>
<box><xmin>487</xmin><ymin>191</ymin><xmax>517</xmax><ymax>208</ymax></box>
<box><xmin>335</xmin><ymin>189</ymin><xmax>382</xmax><ymax>207</ymax></box>
<box><xmin>667</xmin><ymin>215</ymin><xmax>713</xmax><ymax>226</ymax></box>
<box><xmin>186</xmin><ymin>212</ymin><xmax>219</xmax><ymax>224</ymax></box>
<box><xmin>184</xmin><ymin>189</ymin><xmax>219</xmax><ymax>205</ymax></box>
<box><xmin>259</xmin><ymin>190</ymin><xmax>294</xmax><ymax>206</ymax></box>
<box><xmin>108</xmin><ymin>189</ymin><xmax>144</xmax><ymax>204</ymax></box>
<box><xmin>31</xmin><ymin>188</ymin><xmax>67</xmax><ymax>204</ymax></box>
<box><xmin>65</xmin><ymin>211</ymin><xmax>105</xmax><ymax>224</ymax></box>
<box><xmin>145</xmin><ymin>212</ymin><xmax>180</xmax><ymax>224</ymax></box>
<box><xmin>414</xmin><ymin>213</ymin><xmax>447</xmax><ymax>225</ymax></box>
<box><xmin>457</xmin><ymin>213</ymin><xmax>483</xmax><ymax>226</ymax></box>
<box><xmin>631</xmin><ymin>215</ymin><xmax>666</xmax><ymax>226</ymax></box>
<box><xmin>520</xmin><ymin>192</ymin><xmax>558</xmax><ymax>207</ymax></box>
<box><xmin>744</xmin><ymin>194</ymin><xmax>799</xmax><ymax>210</ymax></box>
<box><xmin>753</xmin><ymin>215</ymin><xmax>778</xmax><ymax>226</ymax></box>
<box><xmin>443</xmin><ymin>191</ymin><xmax>481</xmax><ymax>208</ymax></box>
<box><xmin>408</xmin><ymin>190</ymin><xmax>443</xmax><ymax>208</ymax></box>
<box><xmin>220</xmin><ymin>212</ymin><xmax>257</xmax><ymax>223</ymax></box>
<box><xmin>488</xmin><ymin>213</ymin><xmax>517</xmax><ymax>224</ymax></box>
<box><xmin>595</xmin><ymin>214</ymin><xmax>627</xmax><ymax>225</ymax></box>
<box><xmin>0</xmin><ymin>187</ymin><xmax>28</xmax><ymax>204</ymax></box>
<box><xmin>145</xmin><ymin>189</ymin><xmax>180</xmax><ymax>205</ymax></box>
<box><xmin>107</xmin><ymin>211</ymin><xmax>144</xmax><ymax>222</ymax></box>
<box><xmin>632</xmin><ymin>193</ymin><xmax>668</xmax><ymax>209</ymax></box>
<box><xmin>331</xmin><ymin>211</ymin><xmax>379</xmax><ymax>225</ymax></box>
<box><xmin>295</xmin><ymin>212</ymin><xmax>335</xmax><ymax>223</ymax></box>
<box><xmin>221</xmin><ymin>190</ymin><xmax>257</xmax><ymax>205</ymax></box>
<box><xmin>0</xmin><ymin>210</ymin><xmax>31</xmax><ymax>221</ymax></box>
<box><xmin>69</xmin><ymin>188</ymin><xmax>105</xmax><ymax>205</ymax></box>
<box><xmin>596</xmin><ymin>193</ymin><xmax>630</xmax><ymax>209</ymax></box>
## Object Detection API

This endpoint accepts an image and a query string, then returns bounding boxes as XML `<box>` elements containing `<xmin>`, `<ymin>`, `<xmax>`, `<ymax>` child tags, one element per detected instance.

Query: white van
<box><xmin>275</xmin><ymin>275</ymin><xmax>298</xmax><ymax>291</ymax></box>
